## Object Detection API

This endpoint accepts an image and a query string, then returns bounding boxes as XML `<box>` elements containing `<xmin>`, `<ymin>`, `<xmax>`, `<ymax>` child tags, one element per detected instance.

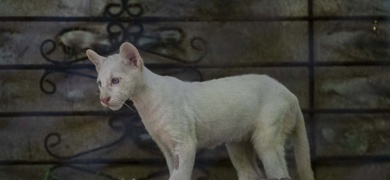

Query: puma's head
<box><xmin>86</xmin><ymin>42</ymin><xmax>144</xmax><ymax>110</ymax></box>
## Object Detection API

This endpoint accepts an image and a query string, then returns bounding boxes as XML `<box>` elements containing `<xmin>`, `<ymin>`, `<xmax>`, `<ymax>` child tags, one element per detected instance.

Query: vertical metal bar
<box><xmin>308</xmin><ymin>0</ymin><xmax>317</xmax><ymax>178</ymax></box>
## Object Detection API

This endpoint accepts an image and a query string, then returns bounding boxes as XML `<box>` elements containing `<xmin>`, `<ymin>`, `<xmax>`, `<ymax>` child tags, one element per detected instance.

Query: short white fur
<box><xmin>86</xmin><ymin>42</ymin><xmax>315</xmax><ymax>180</ymax></box>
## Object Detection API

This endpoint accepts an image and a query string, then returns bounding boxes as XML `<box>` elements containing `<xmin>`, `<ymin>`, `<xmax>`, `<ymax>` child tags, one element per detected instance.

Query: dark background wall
<box><xmin>0</xmin><ymin>0</ymin><xmax>389</xmax><ymax>179</ymax></box>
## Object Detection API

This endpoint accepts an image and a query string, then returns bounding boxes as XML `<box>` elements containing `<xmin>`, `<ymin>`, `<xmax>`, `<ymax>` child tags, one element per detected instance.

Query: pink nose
<box><xmin>100</xmin><ymin>97</ymin><xmax>110</xmax><ymax>104</ymax></box>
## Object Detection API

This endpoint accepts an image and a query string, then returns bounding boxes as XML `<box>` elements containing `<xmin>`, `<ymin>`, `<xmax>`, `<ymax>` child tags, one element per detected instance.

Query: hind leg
<box><xmin>253</xmin><ymin>102</ymin><xmax>293</xmax><ymax>179</ymax></box>
<box><xmin>253</xmin><ymin>119</ymin><xmax>290</xmax><ymax>179</ymax></box>
<box><xmin>226</xmin><ymin>142</ymin><xmax>264</xmax><ymax>180</ymax></box>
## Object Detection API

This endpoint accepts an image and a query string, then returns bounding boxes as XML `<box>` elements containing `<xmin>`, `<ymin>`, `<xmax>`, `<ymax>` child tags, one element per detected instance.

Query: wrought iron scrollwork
<box><xmin>140</xmin><ymin>36</ymin><xmax>208</xmax><ymax>64</ymax></box>
<box><xmin>39</xmin><ymin>70</ymin><xmax>57</xmax><ymax>94</ymax></box>
<box><xmin>44</xmin><ymin>164</ymin><xmax>123</xmax><ymax>180</ymax></box>
<box><xmin>43</xmin><ymin>116</ymin><xmax>138</xmax><ymax>179</ymax></box>
<box><xmin>103</xmin><ymin>0</ymin><xmax>143</xmax><ymax>18</ymax></box>
<box><xmin>44</xmin><ymin>117</ymin><xmax>131</xmax><ymax>160</ymax></box>
<box><xmin>39</xmin><ymin>0</ymin><xmax>207</xmax><ymax>94</ymax></box>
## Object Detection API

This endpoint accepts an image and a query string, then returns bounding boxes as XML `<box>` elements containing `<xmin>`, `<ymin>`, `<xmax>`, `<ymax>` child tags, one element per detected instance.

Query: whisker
<box><xmin>124</xmin><ymin>102</ymin><xmax>136</xmax><ymax>112</ymax></box>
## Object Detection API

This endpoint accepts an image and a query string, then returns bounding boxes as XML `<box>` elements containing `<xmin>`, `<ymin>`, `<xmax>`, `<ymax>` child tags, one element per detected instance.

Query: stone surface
<box><xmin>315</xmin><ymin>21</ymin><xmax>390</xmax><ymax>62</ymax></box>
<box><xmin>0</xmin><ymin>116</ymin><xmax>160</xmax><ymax>160</ymax></box>
<box><xmin>316</xmin><ymin>67</ymin><xmax>390</xmax><ymax>108</ymax></box>
<box><xmin>0</xmin><ymin>0</ymin><xmax>112</xmax><ymax>16</ymax></box>
<box><xmin>317</xmin><ymin>164</ymin><xmax>390</xmax><ymax>180</ymax></box>
<box><xmin>142</xmin><ymin>0</ymin><xmax>307</xmax><ymax>18</ymax></box>
<box><xmin>0</xmin><ymin>22</ymin><xmax>107</xmax><ymax>65</ymax></box>
<box><xmin>315</xmin><ymin>0</ymin><xmax>390</xmax><ymax>16</ymax></box>
<box><xmin>317</xmin><ymin>114</ymin><xmax>390</xmax><ymax>156</ymax></box>
<box><xmin>0</xmin><ymin>70</ymin><xmax>100</xmax><ymax>112</ymax></box>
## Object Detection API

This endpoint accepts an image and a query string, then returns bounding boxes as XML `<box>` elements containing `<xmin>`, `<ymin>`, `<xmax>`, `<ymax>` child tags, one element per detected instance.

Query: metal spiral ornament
<box><xmin>44</xmin><ymin>117</ymin><xmax>130</xmax><ymax>160</ymax></box>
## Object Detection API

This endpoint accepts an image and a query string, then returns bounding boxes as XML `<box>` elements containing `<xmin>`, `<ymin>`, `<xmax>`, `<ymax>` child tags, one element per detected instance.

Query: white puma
<box><xmin>86</xmin><ymin>42</ymin><xmax>314</xmax><ymax>180</ymax></box>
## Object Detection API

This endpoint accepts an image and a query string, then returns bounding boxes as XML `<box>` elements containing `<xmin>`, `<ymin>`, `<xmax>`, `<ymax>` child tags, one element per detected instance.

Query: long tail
<box><xmin>293</xmin><ymin>110</ymin><xmax>315</xmax><ymax>180</ymax></box>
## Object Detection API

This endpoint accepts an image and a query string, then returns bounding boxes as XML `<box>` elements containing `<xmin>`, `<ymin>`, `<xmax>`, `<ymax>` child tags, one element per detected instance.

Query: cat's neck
<box><xmin>129</xmin><ymin>66</ymin><xmax>162</xmax><ymax>104</ymax></box>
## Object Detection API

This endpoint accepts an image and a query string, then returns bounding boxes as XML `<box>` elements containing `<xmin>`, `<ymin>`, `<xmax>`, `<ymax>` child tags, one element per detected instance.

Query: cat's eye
<box><xmin>97</xmin><ymin>81</ymin><xmax>102</xmax><ymax>87</ymax></box>
<box><xmin>111</xmin><ymin>78</ymin><xmax>120</xmax><ymax>85</ymax></box>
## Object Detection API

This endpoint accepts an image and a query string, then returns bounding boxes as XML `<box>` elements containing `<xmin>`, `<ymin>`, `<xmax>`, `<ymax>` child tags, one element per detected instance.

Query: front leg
<box><xmin>161</xmin><ymin>147</ymin><xmax>174</xmax><ymax>174</ymax></box>
<box><xmin>153</xmin><ymin>139</ymin><xmax>175</xmax><ymax>174</ymax></box>
<box><xmin>169</xmin><ymin>138</ymin><xmax>197</xmax><ymax>180</ymax></box>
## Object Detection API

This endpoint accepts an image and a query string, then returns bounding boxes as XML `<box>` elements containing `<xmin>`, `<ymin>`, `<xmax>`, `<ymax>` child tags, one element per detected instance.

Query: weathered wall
<box><xmin>0</xmin><ymin>0</ymin><xmax>389</xmax><ymax>180</ymax></box>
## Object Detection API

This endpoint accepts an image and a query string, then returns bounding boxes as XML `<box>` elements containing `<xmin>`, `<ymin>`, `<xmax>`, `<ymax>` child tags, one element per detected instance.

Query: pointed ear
<box><xmin>86</xmin><ymin>49</ymin><xmax>103</xmax><ymax>69</ymax></box>
<box><xmin>119</xmin><ymin>42</ymin><xmax>143</xmax><ymax>69</ymax></box>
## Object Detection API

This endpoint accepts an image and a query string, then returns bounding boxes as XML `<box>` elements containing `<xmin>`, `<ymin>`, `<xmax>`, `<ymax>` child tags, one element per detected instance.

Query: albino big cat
<box><xmin>86</xmin><ymin>42</ymin><xmax>314</xmax><ymax>180</ymax></box>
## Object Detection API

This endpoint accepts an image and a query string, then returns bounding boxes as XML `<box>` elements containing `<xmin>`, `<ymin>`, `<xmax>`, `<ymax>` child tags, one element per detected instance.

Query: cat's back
<box><xmin>185</xmin><ymin>74</ymin><xmax>296</xmax><ymax>108</ymax></box>
<box><xmin>194</xmin><ymin>74</ymin><xmax>290</xmax><ymax>96</ymax></box>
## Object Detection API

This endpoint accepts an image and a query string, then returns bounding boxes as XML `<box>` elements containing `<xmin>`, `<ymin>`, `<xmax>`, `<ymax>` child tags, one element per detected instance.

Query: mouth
<box><xmin>108</xmin><ymin>104</ymin><xmax>123</xmax><ymax>111</ymax></box>
<box><xmin>101</xmin><ymin>101</ymin><xmax>125</xmax><ymax>111</ymax></box>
